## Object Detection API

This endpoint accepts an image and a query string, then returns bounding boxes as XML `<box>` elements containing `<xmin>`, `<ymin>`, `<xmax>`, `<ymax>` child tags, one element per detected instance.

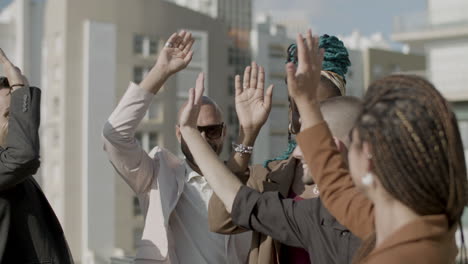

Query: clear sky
<box><xmin>254</xmin><ymin>0</ymin><xmax>427</xmax><ymax>39</ymax></box>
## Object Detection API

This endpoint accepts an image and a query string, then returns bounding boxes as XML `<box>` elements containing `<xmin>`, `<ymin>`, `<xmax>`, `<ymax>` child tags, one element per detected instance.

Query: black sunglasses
<box><xmin>197</xmin><ymin>123</ymin><xmax>224</xmax><ymax>140</ymax></box>
<box><xmin>0</xmin><ymin>77</ymin><xmax>9</xmax><ymax>88</ymax></box>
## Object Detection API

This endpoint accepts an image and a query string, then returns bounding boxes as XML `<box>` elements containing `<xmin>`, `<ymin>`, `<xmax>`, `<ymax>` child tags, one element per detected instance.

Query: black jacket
<box><xmin>232</xmin><ymin>185</ymin><xmax>361</xmax><ymax>264</ymax></box>
<box><xmin>0</xmin><ymin>87</ymin><xmax>73</xmax><ymax>263</ymax></box>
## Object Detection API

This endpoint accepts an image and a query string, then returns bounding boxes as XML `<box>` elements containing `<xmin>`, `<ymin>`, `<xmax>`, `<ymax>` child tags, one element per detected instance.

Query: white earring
<box><xmin>362</xmin><ymin>172</ymin><xmax>374</xmax><ymax>186</ymax></box>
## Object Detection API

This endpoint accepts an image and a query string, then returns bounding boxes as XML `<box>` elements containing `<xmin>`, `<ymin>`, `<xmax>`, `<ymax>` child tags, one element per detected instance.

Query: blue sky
<box><xmin>254</xmin><ymin>0</ymin><xmax>427</xmax><ymax>40</ymax></box>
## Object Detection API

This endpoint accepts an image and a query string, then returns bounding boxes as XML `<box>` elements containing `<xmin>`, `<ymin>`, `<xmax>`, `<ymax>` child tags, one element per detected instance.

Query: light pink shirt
<box><xmin>102</xmin><ymin>83</ymin><xmax>250</xmax><ymax>263</ymax></box>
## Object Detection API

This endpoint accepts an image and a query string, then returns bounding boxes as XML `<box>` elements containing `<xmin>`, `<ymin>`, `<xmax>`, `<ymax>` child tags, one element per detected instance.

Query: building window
<box><xmin>133</xmin><ymin>34</ymin><xmax>144</xmax><ymax>54</ymax></box>
<box><xmin>148</xmin><ymin>132</ymin><xmax>158</xmax><ymax>150</ymax></box>
<box><xmin>135</xmin><ymin>132</ymin><xmax>143</xmax><ymax>146</ymax></box>
<box><xmin>149</xmin><ymin>39</ymin><xmax>158</xmax><ymax>55</ymax></box>
<box><xmin>147</xmin><ymin>101</ymin><xmax>161</xmax><ymax>120</ymax></box>
<box><xmin>228</xmin><ymin>75</ymin><xmax>235</xmax><ymax>95</ymax></box>
<box><xmin>133</xmin><ymin>66</ymin><xmax>144</xmax><ymax>83</ymax></box>
<box><xmin>228</xmin><ymin>105</ymin><xmax>237</xmax><ymax>125</ymax></box>
<box><xmin>133</xmin><ymin>227</ymin><xmax>143</xmax><ymax>250</ymax></box>
<box><xmin>133</xmin><ymin>196</ymin><xmax>141</xmax><ymax>216</ymax></box>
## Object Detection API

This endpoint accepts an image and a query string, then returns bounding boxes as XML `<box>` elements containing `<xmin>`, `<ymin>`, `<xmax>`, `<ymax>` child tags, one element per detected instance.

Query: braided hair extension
<box><xmin>352</xmin><ymin>75</ymin><xmax>468</xmax><ymax>263</ymax></box>
<box><xmin>285</xmin><ymin>34</ymin><xmax>351</xmax><ymax>80</ymax></box>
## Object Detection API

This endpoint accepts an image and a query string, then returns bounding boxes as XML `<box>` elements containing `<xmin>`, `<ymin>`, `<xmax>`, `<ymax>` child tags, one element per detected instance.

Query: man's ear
<box><xmin>333</xmin><ymin>136</ymin><xmax>348</xmax><ymax>153</ymax></box>
<box><xmin>175</xmin><ymin>125</ymin><xmax>182</xmax><ymax>143</ymax></box>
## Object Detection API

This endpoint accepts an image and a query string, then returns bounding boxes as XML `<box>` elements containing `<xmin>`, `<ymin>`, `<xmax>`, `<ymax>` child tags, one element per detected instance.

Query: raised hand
<box><xmin>285</xmin><ymin>29</ymin><xmax>324</xmax><ymax>104</ymax></box>
<box><xmin>141</xmin><ymin>31</ymin><xmax>195</xmax><ymax>93</ymax></box>
<box><xmin>179</xmin><ymin>72</ymin><xmax>205</xmax><ymax>129</ymax></box>
<box><xmin>0</xmin><ymin>48</ymin><xmax>28</xmax><ymax>91</ymax></box>
<box><xmin>155</xmin><ymin>30</ymin><xmax>195</xmax><ymax>76</ymax></box>
<box><xmin>235</xmin><ymin>62</ymin><xmax>273</xmax><ymax>134</ymax></box>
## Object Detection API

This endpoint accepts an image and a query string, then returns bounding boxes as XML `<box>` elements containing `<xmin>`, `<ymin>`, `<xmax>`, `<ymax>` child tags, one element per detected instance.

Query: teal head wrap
<box><xmin>285</xmin><ymin>34</ymin><xmax>351</xmax><ymax>80</ymax></box>
<box><xmin>263</xmin><ymin>35</ymin><xmax>351</xmax><ymax>168</ymax></box>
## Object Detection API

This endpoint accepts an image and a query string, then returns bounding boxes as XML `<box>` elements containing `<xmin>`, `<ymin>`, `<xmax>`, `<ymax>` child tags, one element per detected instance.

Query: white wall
<box><xmin>83</xmin><ymin>20</ymin><xmax>116</xmax><ymax>263</ymax></box>
<box><xmin>428</xmin><ymin>0</ymin><xmax>468</xmax><ymax>25</ymax></box>
<box><xmin>427</xmin><ymin>38</ymin><xmax>468</xmax><ymax>100</ymax></box>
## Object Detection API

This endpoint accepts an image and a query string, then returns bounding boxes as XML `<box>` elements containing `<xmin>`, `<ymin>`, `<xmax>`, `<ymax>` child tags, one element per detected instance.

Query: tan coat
<box><xmin>209</xmin><ymin>157</ymin><xmax>297</xmax><ymax>264</ymax></box>
<box><xmin>296</xmin><ymin>121</ymin><xmax>459</xmax><ymax>264</ymax></box>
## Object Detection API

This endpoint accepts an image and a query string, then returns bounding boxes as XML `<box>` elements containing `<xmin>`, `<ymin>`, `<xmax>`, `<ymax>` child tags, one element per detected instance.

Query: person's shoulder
<box><xmin>148</xmin><ymin>146</ymin><xmax>184</xmax><ymax>166</ymax></box>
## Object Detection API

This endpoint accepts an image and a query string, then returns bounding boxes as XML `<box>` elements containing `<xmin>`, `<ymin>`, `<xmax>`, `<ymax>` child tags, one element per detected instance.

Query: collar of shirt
<box><xmin>184</xmin><ymin>161</ymin><xmax>207</xmax><ymax>184</ymax></box>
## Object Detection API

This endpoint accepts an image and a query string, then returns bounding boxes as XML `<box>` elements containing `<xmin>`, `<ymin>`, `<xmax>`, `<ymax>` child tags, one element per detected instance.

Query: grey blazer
<box><xmin>0</xmin><ymin>86</ymin><xmax>73</xmax><ymax>263</ymax></box>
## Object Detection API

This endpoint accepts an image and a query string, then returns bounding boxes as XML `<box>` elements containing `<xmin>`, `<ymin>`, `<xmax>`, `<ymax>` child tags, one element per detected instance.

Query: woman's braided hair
<box><xmin>356</xmin><ymin>75</ymin><xmax>467</xmax><ymax>225</ymax></box>
<box><xmin>352</xmin><ymin>74</ymin><xmax>468</xmax><ymax>262</ymax></box>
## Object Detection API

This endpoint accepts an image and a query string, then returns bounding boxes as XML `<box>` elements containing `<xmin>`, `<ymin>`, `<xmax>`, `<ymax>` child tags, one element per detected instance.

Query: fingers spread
<box><xmin>166</xmin><ymin>32</ymin><xmax>179</xmax><ymax>47</ymax></box>
<box><xmin>264</xmin><ymin>84</ymin><xmax>274</xmax><ymax>110</ymax></box>
<box><xmin>243</xmin><ymin>66</ymin><xmax>251</xmax><ymax>89</ymax></box>
<box><xmin>183</xmin><ymin>50</ymin><xmax>194</xmax><ymax>64</ymax></box>
<box><xmin>180</xmin><ymin>32</ymin><xmax>192</xmax><ymax>50</ymax></box>
<box><xmin>257</xmin><ymin>66</ymin><xmax>265</xmax><ymax>91</ymax></box>
<box><xmin>235</xmin><ymin>74</ymin><xmax>242</xmax><ymax>96</ymax></box>
<box><xmin>249</xmin><ymin>62</ymin><xmax>258</xmax><ymax>89</ymax></box>
<box><xmin>305</xmin><ymin>29</ymin><xmax>314</xmax><ymax>53</ymax></box>
<box><xmin>296</xmin><ymin>34</ymin><xmax>308</xmax><ymax>70</ymax></box>
<box><xmin>285</xmin><ymin>62</ymin><xmax>297</xmax><ymax>89</ymax></box>
<box><xmin>187</xmin><ymin>87</ymin><xmax>195</xmax><ymax>108</ymax></box>
<box><xmin>313</xmin><ymin>35</ymin><xmax>320</xmax><ymax>57</ymax></box>
<box><xmin>173</xmin><ymin>30</ymin><xmax>185</xmax><ymax>47</ymax></box>
<box><xmin>183</xmin><ymin>38</ymin><xmax>195</xmax><ymax>54</ymax></box>
<box><xmin>194</xmin><ymin>72</ymin><xmax>205</xmax><ymax>104</ymax></box>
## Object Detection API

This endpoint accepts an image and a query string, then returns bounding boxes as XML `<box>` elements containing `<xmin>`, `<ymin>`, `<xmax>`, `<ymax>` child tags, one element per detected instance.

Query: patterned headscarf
<box><xmin>285</xmin><ymin>34</ymin><xmax>351</xmax><ymax>95</ymax></box>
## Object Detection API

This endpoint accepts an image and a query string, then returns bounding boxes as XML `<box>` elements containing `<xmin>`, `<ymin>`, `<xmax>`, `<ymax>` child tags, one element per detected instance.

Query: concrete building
<box><xmin>392</xmin><ymin>0</ymin><xmax>468</xmax><ymax>235</ymax></box>
<box><xmin>341</xmin><ymin>47</ymin><xmax>426</xmax><ymax>98</ymax></box>
<box><xmin>165</xmin><ymin>0</ymin><xmax>252</xmax><ymax>143</ymax></box>
<box><xmin>42</xmin><ymin>0</ymin><xmax>229</xmax><ymax>263</ymax></box>
<box><xmin>392</xmin><ymin>0</ymin><xmax>468</xmax><ymax>172</ymax></box>
<box><xmin>249</xmin><ymin>15</ymin><xmax>293</xmax><ymax>164</ymax></box>
<box><xmin>0</xmin><ymin>0</ymin><xmax>44</xmax><ymax>86</ymax></box>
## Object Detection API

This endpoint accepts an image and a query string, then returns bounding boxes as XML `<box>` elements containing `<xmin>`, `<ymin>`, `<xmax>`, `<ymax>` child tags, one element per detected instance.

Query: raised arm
<box><xmin>225</xmin><ymin>62</ymin><xmax>273</xmax><ymax>174</ymax></box>
<box><xmin>179</xmin><ymin>74</ymin><xmax>316</xmax><ymax>248</ymax></box>
<box><xmin>102</xmin><ymin>31</ymin><xmax>194</xmax><ymax>194</ymax></box>
<box><xmin>210</xmin><ymin>62</ymin><xmax>273</xmax><ymax>233</ymax></box>
<box><xmin>0</xmin><ymin>49</ymin><xmax>40</xmax><ymax>191</ymax></box>
<box><xmin>287</xmin><ymin>30</ymin><xmax>374</xmax><ymax>239</ymax></box>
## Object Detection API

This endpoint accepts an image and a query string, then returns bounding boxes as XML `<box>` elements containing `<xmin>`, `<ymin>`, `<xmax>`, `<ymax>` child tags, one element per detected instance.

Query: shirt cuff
<box><xmin>128</xmin><ymin>82</ymin><xmax>155</xmax><ymax>100</ymax></box>
<box><xmin>231</xmin><ymin>185</ymin><xmax>262</xmax><ymax>229</ymax></box>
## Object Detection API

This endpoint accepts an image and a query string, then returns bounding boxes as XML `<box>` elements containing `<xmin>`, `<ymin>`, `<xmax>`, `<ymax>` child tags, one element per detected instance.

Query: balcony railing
<box><xmin>394</xmin><ymin>9</ymin><xmax>468</xmax><ymax>34</ymax></box>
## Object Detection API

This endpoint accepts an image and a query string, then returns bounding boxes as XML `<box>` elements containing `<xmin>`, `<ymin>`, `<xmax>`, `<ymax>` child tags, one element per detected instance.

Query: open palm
<box><xmin>156</xmin><ymin>31</ymin><xmax>195</xmax><ymax>75</ymax></box>
<box><xmin>235</xmin><ymin>62</ymin><xmax>273</xmax><ymax>132</ymax></box>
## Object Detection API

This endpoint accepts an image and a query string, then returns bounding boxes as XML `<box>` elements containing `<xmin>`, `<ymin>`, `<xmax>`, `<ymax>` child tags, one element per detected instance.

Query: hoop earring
<box><xmin>362</xmin><ymin>172</ymin><xmax>374</xmax><ymax>186</ymax></box>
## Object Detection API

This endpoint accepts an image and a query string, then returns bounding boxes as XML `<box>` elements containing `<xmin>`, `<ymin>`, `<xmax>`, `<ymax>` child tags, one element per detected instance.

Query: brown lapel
<box><xmin>262</xmin><ymin>156</ymin><xmax>297</xmax><ymax>198</ymax></box>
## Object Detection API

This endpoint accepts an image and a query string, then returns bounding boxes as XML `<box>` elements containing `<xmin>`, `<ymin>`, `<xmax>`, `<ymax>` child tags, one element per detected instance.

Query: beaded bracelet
<box><xmin>232</xmin><ymin>142</ymin><xmax>253</xmax><ymax>156</ymax></box>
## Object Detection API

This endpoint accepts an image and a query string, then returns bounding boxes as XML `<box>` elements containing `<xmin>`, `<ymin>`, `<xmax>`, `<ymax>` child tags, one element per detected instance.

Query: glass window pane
<box><xmin>135</xmin><ymin>132</ymin><xmax>143</xmax><ymax>147</ymax></box>
<box><xmin>149</xmin><ymin>39</ymin><xmax>158</xmax><ymax>55</ymax></box>
<box><xmin>148</xmin><ymin>101</ymin><xmax>161</xmax><ymax>120</ymax></box>
<box><xmin>133</xmin><ymin>34</ymin><xmax>144</xmax><ymax>54</ymax></box>
<box><xmin>133</xmin><ymin>66</ymin><xmax>144</xmax><ymax>83</ymax></box>
<box><xmin>133</xmin><ymin>196</ymin><xmax>141</xmax><ymax>216</ymax></box>
<box><xmin>149</xmin><ymin>132</ymin><xmax>158</xmax><ymax>150</ymax></box>
<box><xmin>177</xmin><ymin>68</ymin><xmax>201</xmax><ymax>97</ymax></box>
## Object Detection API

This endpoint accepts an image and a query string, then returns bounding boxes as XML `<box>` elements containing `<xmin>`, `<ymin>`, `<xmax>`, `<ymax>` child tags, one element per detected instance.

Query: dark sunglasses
<box><xmin>0</xmin><ymin>77</ymin><xmax>9</xmax><ymax>88</ymax></box>
<box><xmin>197</xmin><ymin>123</ymin><xmax>224</xmax><ymax>140</ymax></box>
